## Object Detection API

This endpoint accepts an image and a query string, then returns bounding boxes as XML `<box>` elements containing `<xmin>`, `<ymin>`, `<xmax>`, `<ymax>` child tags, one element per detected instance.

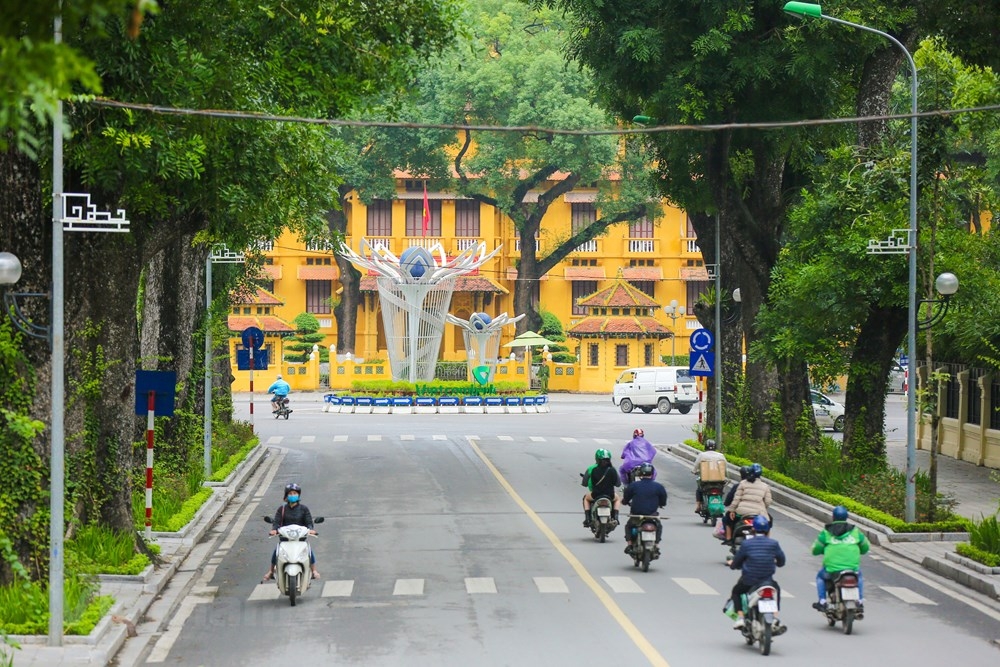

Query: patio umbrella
<box><xmin>503</xmin><ymin>330</ymin><xmax>558</xmax><ymax>348</ymax></box>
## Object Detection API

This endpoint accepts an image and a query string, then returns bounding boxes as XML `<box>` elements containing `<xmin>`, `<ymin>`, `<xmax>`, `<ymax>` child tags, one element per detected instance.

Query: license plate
<box><xmin>641</xmin><ymin>531</ymin><xmax>656</xmax><ymax>541</ymax></box>
<box><xmin>840</xmin><ymin>587</ymin><xmax>860</xmax><ymax>600</ymax></box>
<box><xmin>597</xmin><ymin>507</ymin><xmax>611</xmax><ymax>516</ymax></box>
<box><xmin>757</xmin><ymin>600</ymin><xmax>778</xmax><ymax>613</ymax></box>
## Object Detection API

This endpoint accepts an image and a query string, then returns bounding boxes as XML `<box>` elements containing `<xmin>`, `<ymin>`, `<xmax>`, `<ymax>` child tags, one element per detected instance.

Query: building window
<box><xmin>455</xmin><ymin>200</ymin><xmax>480</xmax><ymax>237</ymax></box>
<box><xmin>366</xmin><ymin>199</ymin><xmax>393</xmax><ymax>236</ymax></box>
<box><xmin>629</xmin><ymin>217</ymin><xmax>653</xmax><ymax>238</ymax></box>
<box><xmin>644</xmin><ymin>343</ymin><xmax>655</xmax><ymax>366</ymax></box>
<box><xmin>261</xmin><ymin>280</ymin><xmax>274</xmax><ymax>293</ymax></box>
<box><xmin>588</xmin><ymin>343</ymin><xmax>599</xmax><ymax>366</ymax></box>
<box><xmin>571</xmin><ymin>203</ymin><xmax>596</xmax><ymax>234</ymax></box>
<box><xmin>405</xmin><ymin>199</ymin><xmax>442</xmax><ymax>236</ymax></box>
<box><xmin>306</xmin><ymin>280</ymin><xmax>332</xmax><ymax>314</ymax></box>
<box><xmin>686</xmin><ymin>280</ymin><xmax>711</xmax><ymax>308</ymax></box>
<box><xmin>572</xmin><ymin>280</ymin><xmax>597</xmax><ymax>315</ymax></box>
<box><xmin>631</xmin><ymin>280</ymin><xmax>656</xmax><ymax>298</ymax></box>
<box><xmin>616</xmin><ymin>344</ymin><xmax>629</xmax><ymax>366</ymax></box>
<box><xmin>686</xmin><ymin>213</ymin><xmax>697</xmax><ymax>238</ymax></box>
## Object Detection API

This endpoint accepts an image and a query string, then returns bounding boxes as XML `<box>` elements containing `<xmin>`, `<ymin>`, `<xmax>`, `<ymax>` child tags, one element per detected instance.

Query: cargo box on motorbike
<box><xmin>699</xmin><ymin>459</ymin><xmax>727</xmax><ymax>482</ymax></box>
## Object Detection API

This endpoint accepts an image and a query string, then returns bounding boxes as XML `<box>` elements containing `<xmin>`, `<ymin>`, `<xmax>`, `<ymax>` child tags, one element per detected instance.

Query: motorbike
<box><xmin>738</xmin><ymin>582</ymin><xmax>784</xmax><ymax>655</ymax></box>
<box><xmin>273</xmin><ymin>396</ymin><xmax>292</xmax><ymax>419</ymax></box>
<box><xmin>819</xmin><ymin>570</ymin><xmax>864</xmax><ymax>634</ymax></box>
<box><xmin>262</xmin><ymin>516</ymin><xmax>324</xmax><ymax>606</ymax></box>
<box><xmin>626</xmin><ymin>515</ymin><xmax>662</xmax><ymax>572</ymax></box>
<box><xmin>725</xmin><ymin>514</ymin><xmax>758</xmax><ymax>564</ymax></box>
<box><xmin>588</xmin><ymin>496</ymin><xmax>618</xmax><ymax>543</ymax></box>
<box><xmin>697</xmin><ymin>480</ymin><xmax>727</xmax><ymax>525</ymax></box>
<box><xmin>621</xmin><ymin>463</ymin><xmax>656</xmax><ymax>485</ymax></box>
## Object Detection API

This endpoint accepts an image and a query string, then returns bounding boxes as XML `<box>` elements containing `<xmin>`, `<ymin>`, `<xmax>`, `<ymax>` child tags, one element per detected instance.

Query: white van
<box><xmin>612</xmin><ymin>366</ymin><xmax>699</xmax><ymax>414</ymax></box>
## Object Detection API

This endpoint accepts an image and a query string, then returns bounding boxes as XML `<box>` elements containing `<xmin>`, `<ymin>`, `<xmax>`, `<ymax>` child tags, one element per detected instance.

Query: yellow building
<box><xmin>230</xmin><ymin>176</ymin><xmax>709</xmax><ymax>390</ymax></box>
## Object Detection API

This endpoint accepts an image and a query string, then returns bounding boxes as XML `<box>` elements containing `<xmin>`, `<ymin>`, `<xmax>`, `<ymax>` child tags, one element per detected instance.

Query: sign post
<box><xmin>135</xmin><ymin>370</ymin><xmax>176</xmax><ymax>541</ymax></box>
<box><xmin>241</xmin><ymin>327</ymin><xmax>265</xmax><ymax>431</ymax></box>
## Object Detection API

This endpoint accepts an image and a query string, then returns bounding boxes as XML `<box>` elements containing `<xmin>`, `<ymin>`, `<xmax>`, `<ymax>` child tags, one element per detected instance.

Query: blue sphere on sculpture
<box><xmin>400</xmin><ymin>246</ymin><xmax>433</xmax><ymax>280</ymax></box>
<box><xmin>470</xmin><ymin>312</ymin><xmax>493</xmax><ymax>331</ymax></box>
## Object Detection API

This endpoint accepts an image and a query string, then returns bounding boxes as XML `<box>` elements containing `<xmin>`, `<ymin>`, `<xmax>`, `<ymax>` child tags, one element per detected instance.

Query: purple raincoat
<box><xmin>620</xmin><ymin>437</ymin><xmax>656</xmax><ymax>481</ymax></box>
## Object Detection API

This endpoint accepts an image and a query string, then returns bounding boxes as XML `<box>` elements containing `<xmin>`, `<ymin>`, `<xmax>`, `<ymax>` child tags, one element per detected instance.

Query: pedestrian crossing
<box><xmin>265</xmin><ymin>434</ymin><xmax>630</xmax><ymax>445</ymax></box>
<box><xmin>245</xmin><ymin>574</ymin><xmax>933</xmax><ymax>606</ymax></box>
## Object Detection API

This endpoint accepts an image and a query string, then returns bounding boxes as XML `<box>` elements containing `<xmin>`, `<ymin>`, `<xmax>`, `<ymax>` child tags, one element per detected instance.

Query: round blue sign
<box><xmin>690</xmin><ymin>328</ymin><xmax>714</xmax><ymax>352</ymax></box>
<box><xmin>241</xmin><ymin>326</ymin><xmax>264</xmax><ymax>350</ymax></box>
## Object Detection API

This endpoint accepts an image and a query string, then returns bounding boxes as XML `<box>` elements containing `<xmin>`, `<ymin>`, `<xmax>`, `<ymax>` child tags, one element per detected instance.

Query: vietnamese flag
<box><xmin>422</xmin><ymin>181</ymin><xmax>430</xmax><ymax>236</ymax></box>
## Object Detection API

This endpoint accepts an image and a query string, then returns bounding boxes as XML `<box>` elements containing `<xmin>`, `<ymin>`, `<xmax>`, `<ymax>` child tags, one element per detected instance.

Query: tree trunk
<box><xmin>513</xmin><ymin>224</ymin><xmax>542</xmax><ymax>335</ymax></box>
<box><xmin>328</xmin><ymin>197</ymin><xmax>360</xmax><ymax>355</ymax></box>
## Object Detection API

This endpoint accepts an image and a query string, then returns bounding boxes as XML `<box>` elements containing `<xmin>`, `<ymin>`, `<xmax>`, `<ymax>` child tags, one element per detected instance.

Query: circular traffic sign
<box><xmin>690</xmin><ymin>328</ymin><xmax>714</xmax><ymax>352</ymax></box>
<box><xmin>241</xmin><ymin>326</ymin><xmax>264</xmax><ymax>350</ymax></box>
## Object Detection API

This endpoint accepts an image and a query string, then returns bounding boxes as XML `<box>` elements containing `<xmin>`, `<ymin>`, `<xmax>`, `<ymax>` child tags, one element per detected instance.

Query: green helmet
<box><xmin>595</xmin><ymin>448</ymin><xmax>612</xmax><ymax>462</ymax></box>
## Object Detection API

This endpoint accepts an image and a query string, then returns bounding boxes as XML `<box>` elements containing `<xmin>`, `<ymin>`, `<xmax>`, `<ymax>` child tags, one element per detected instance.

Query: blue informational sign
<box><xmin>241</xmin><ymin>326</ymin><xmax>264</xmax><ymax>350</ymax></box>
<box><xmin>899</xmin><ymin>354</ymin><xmax>909</xmax><ymax>367</ymax></box>
<box><xmin>134</xmin><ymin>370</ymin><xmax>177</xmax><ymax>416</ymax></box>
<box><xmin>236</xmin><ymin>348</ymin><xmax>269</xmax><ymax>371</ymax></box>
<box><xmin>690</xmin><ymin>328</ymin><xmax>715</xmax><ymax>352</ymax></box>
<box><xmin>689</xmin><ymin>351</ymin><xmax>715</xmax><ymax>377</ymax></box>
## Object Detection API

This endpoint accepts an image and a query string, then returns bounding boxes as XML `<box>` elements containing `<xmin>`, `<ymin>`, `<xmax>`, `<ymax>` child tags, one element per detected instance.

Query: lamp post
<box><xmin>663</xmin><ymin>299</ymin><xmax>686</xmax><ymax>363</ymax></box>
<box><xmin>784</xmin><ymin>1</ymin><xmax>920</xmax><ymax>522</ymax></box>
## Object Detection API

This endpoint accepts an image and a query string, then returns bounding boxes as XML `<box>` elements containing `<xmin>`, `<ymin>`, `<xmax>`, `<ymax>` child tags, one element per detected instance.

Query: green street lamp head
<box><xmin>632</xmin><ymin>115</ymin><xmax>654</xmax><ymax>125</ymax></box>
<box><xmin>783</xmin><ymin>2</ymin><xmax>823</xmax><ymax>18</ymax></box>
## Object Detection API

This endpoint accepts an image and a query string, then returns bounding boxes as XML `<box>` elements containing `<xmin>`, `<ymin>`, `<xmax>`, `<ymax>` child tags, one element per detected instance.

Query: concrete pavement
<box><xmin>6</xmin><ymin>392</ymin><xmax>999</xmax><ymax>666</ymax></box>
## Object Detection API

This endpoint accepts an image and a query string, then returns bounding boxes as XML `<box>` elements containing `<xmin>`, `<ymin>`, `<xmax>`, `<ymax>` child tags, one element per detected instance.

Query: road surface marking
<box><xmin>322</xmin><ymin>580</ymin><xmax>355</xmax><ymax>597</ymax></box>
<box><xmin>393</xmin><ymin>579</ymin><xmax>424</xmax><ymax>595</ymax></box>
<box><xmin>595</xmin><ymin>438</ymin><xmax>612</xmax><ymax>445</ymax></box>
<box><xmin>530</xmin><ymin>436</ymin><xmax>545</xmax><ymax>442</ymax></box>
<box><xmin>672</xmin><ymin>578</ymin><xmax>718</xmax><ymax>595</ymax></box>
<box><xmin>534</xmin><ymin>577</ymin><xmax>569</xmax><ymax>593</ymax></box>
<box><xmin>333</xmin><ymin>435</ymin><xmax>348</xmax><ymax>442</ymax></box>
<box><xmin>367</xmin><ymin>434</ymin><xmax>382</xmax><ymax>441</ymax></box>
<box><xmin>561</xmin><ymin>437</ymin><xmax>579</xmax><ymax>443</ymax></box>
<box><xmin>603</xmin><ymin>576</ymin><xmax>644</xmax><ymax>594</ymax></box>
<box><xmin>433</xmin><ymin>434</ymin><xmax>447</xmax><ymax>440</ymax></box>
<box><xmin>401</xmin><ymin>434</ymin><xmax>415</xmax><ymax>441</ymax></box>
<box><xmin>498</xmin><ymin>435</ymin><xmax>514</xmax><ymax>441</ymax></box>
<box><xmin>466</xmin><ymin>435</ymin><xmax>480</xmax><ymax>440</ymax></box>
<box><xmin>248</xmin><ymin>583</ymin><xmax>281</xmax><ymax>601</ymax></box>
<box><xmin>466</xmin><ymin>437</ymin><xmax>669</xmax><ymax>667</ymax></box>
<box><xmin>267</xmin><ymin>436</ymin><xmax>282</xmax><ymax>444</ymax></box>
<box><xmin>300</xmin><ymin>435</ymin><xmax>315</xmax><ymax>443</ymax></box>
<box><xmin>880</xmin><ymin>586</ymin><xmax>938</xmax><ymax>605</ymax></box>
<box><xmin>465</xmin><ymin>577</ymin><xmax>497</xmax><ymax>594</ymax></box>
<box><xmin>879</xmin><ymin>558</ymin><xmax>1000</xmax><ymax>621</ymax></box>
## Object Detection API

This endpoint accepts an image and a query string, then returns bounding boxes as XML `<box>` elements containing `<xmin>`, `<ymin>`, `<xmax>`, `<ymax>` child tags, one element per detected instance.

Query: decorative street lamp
<box><xmin>784</xmin><ymin>1</ymin><xmax>921</xmax><ymax>522</ymax></box>
<box><xmin>663</xmin><ymin>299</ymin><xmax>686</xmax><ymax>362</ymax></box>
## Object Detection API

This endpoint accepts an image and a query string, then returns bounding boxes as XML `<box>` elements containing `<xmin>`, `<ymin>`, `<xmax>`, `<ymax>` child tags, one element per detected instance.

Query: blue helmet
<box><xmin>752</xmin><ymin>515</ymin><xmax>770</xmax><ymax>534</ymax></box>
<box><xmin>746</xmin><ymin>463</ymin><xmax>762</xmax><ymax>482</ymax></box>
<box><xmin>832</xmin><ymin>505</ymin><xmax>849</xmax><ymax>521</ymax></box>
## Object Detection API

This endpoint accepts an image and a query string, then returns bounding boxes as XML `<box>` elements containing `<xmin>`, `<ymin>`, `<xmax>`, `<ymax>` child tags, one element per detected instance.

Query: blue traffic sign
<box><xmin>689</xmin><ymin>351</ymin><xmax>714</xmax><ymax>377</ymax></box>
<box><xmin>690</xmin><ymin>328</ymin><xmax>714</xmax><ymax>352</ymax></box>
<box><xmin>241</xmin><ymin>326</ymin><xmax>264</xmax><ymax>350</ymax></box>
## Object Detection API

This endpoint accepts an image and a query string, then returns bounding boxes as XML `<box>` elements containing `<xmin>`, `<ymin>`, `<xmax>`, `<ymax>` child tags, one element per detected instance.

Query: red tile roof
<box><xmin>230</xmin><ymin>286</ymin><xmax>282</xmax><ymax>305</ymax></box>
<box><xmin>622</xmin><ymin>267</ymin><xmax>663</xmax><ymax>281</ymax></box>
<box><xmin>565</xmin><ymin>266</ymin><xmax>606</xmax><ymax>280</ymax></box>
<box><xmin>577</xmin><ymin>280</ymin><xmax>660</xmax><ymax>308</ymax></box>
<box><xmin>227</xmin><ymin>315</ymin><xmax>295</xmax><ymax>334</ymax></box>
<box><xmin>298</xmin><ymin>266</ymin><xmax>339</xmax><ymax>280</ymax></box>
<box><xmin>261</xmin><ymin>265</ymin><xmax>282</xmax><ymax>279</ymax></box>
<box><xmin>359</xmin><ymin>275</ymin><xmax>507</xmax><ymax>293</ymax></box>
<box><xmin>567</xmin><ymin>316</ymin><xmax>673</xmax><ymax>338</ymax></box>
<box><xmin>680</xmin><ymin>266</ymin><xmax>710</xmax><ymax>281</ymax></box>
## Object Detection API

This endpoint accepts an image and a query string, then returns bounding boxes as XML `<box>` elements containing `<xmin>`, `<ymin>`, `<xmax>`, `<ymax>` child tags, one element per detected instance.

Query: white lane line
<box><xmin>465</xmin><ymin>577</ymin><xmax>497</xmax><ymax>594</ymax></box>
<box><xmin>602</xmin><ymin>576</ymin><xmax>644</xmax><ymax>593</ymax></box>
<box><xmin>333</xmin><ymin>435</ymin><xmax>348</xmax><ymax>442</ymax></box>
<box><xmin>300</xmin><ymin>435</ymin><xmax>315</xmax><ymax>443</ymax></box>
<box><xmin>672</xmin><ymin>578</ymin><xmax>718</xmax><ymax>595</ymax></box>
<box><xmin>393</xmin><ymin>579</ymin><xmax>425</xmax><ymax>595</ymax></box>
<box><xmin>401</xmin><ymin>434</ymin><xmax>415</xmax><ymax>441</ymax></box>
<box><xmin>247</xmin><ymin>583</ymin><xmax>281</xmax><ymax>601</ymax></box>
<box><xmin>595</xmin><ymin>438</ymin><xmax>612</xmax><ymax>445</ymax></box>
<box><xmin>322</xmin><ymin>580</ymin><xmax>355</xmax><ymax>597</ymax></box>
<box><xmin>367</xmin><ymin>434</ymin><xmax>382</xmax><ymax>442</ymax></box>
<box><xmin>466</xmin><ymin>435</ymin><xmax>480</xmax><ymax>440</ymax></box>
<box><xmin>267</xmin><ymin>436</ymin><xmax>282</xmax><ymax>444</ymax></box>
<box><xmin>534</xmin><ymin>577</ymin><xmax>569</xmax><ymax>593</ymax></box>
<box><xmin>498</xmin><ymin>435</ymin><xmax>514</xmax><ymax>441</ymax></box>
<box><xmin>881</xmin><ymin>586</ymin><xmax>938</xmax><ymax>605</ymax></box>
<box><xmin>562</xmin><ymin>437</ymin><xmax>579</xmax><ymax>443</ymax></box>
<box><xmin>879</xmin><ymin>557</ymin><xmax>1000</xmax><ymax>621</ymax></box>
<box><xmin>432</xmin><ymin>434</ymin><xmax>447</xmax><ymax>440</ymax></box>
<box><xmin>530</xmin><ymin>436</ymin><xmax>546</xmax><ymax>442</ymax></box>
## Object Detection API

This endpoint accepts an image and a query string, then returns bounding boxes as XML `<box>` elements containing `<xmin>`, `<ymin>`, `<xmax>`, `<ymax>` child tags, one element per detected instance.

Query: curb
<box><xmin>923</xmin><ymin>555</ymin><xmax>1000</xmax><ymax>599</ymax></box>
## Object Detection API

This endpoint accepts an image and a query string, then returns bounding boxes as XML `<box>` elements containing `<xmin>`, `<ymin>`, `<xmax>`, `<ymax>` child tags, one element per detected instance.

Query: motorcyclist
<box><xmin>622</xmin><ymin>462</ymin><xmax>667</xmax><ymax>554</ymax></box>
<box><xmin>729</xmin><ymin>515</ymin><xmax>786</xmax><ymax>633</ymax></box>
<box><xmin>620</xmin><ymin>428</ymin><xmax>656</xmax><ymax>483</ymax></box>
<box><xmin>691</xmin><ymin>439</ymin><xmax>727</xmax><ymax>513</ymax></box>
<box><xmin>581</xmin><ymin>449</ymin><xmax>621</xmax><ymax>527</ymax></box>
<box><xmin>723</xmin><ymin>462</ymin><xmax>772</xmax><ymax>544</ymax></box>
<box><xmin>812</xmin><ymin>505</ymin><xmax>870</xmax><ymax>611</ymax></box>
<box><xmin>262</xmin><ymin>483</ymin><xmax>320</xmax><ymax>582</ymax></box>
<box><xmin>268</xmin><ymin>374</ymin><xmax>291</xmax><ymax>412</ymax></box>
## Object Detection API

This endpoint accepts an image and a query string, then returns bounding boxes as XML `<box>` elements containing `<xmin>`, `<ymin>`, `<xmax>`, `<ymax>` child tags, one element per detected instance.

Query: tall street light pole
<box><xmin>663</xmin><ymin>299</ymin><xmax>685</xmax><ymax>362</ymax></box>
<box><xmin>784</xmin><ymin>2</ymin><xmax>920</xmax><ymax>522</ymax></box>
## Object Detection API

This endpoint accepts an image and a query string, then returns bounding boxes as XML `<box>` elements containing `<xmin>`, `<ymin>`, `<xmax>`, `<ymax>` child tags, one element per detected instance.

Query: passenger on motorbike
<box><xmin>691</xmin><ymin>439</ymin><xmax>727</xmax><ymax>513</ymax></box>
<box><xmin>620</xmin><ymin>428</ymin><xmax>656</xmax><ymax>483</ymax></box>
<box><xmin>729</xmin><ymin>515</ymin><xmax>785</xmax><ymax>632</ymax></box>
<box><xmin>581</xmin><ymin>449</ymin><xmax>621</xmax><ymax>527</ymax></box>
<box><xmin>622</xmin><ymin>463</ymin><xmax>667</xmax><ymax>554</ymax></box>
<box><xmin>812</xmin><ymin>505</ymin><xmax>870</xmax><ymax>611</ymax></box>
<box><xmin>723</xmin><ymin>463</ymin><xmax>772</xmax><ymax>544</ymax></box>
<box><xmin>268</xmin><ymin>375</ymin><xmax>291</xmax><ymax>412</ymax></box>
<box><xmin>263</xmin><ymin>483</ymin><xmax>320</xmax><ymax>582</ymax></box>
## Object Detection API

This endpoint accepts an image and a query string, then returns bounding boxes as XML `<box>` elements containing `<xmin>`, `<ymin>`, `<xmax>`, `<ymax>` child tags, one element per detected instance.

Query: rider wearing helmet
<box><xmin>620</xmin><ymin>428</ymin><xmax>656</xmax><ymax>483</ymax></box>
<box><xmin>581</xmin><ymin>449</ymin><xmax>621</xmax><ymax>527</ymax></box>
<box><xmin>724</xmin><ymin>462</ymin><xmax>772</xmax><ymax>544</ymax></box>
<box><xmin>268</xmin><ymin>374</ymin><xmax>291</xmax><ymax>412</ymax></box>
<box><xmin>811</xmin><ymin>505</ymin><xmax>870</xmax><ymax>611</ymax></box>
<box><xmin>263</xmin><ymin>482</ymin><xmax>319</xmax><ymax>582</ymax></box>
<box><xmin>622</xmin><ymin>462</ymin><xmax>668</xmax><ymax>553</ymax></box>
<box><xmin>729</xmin><ymin>515</ymin><xmax>786</xmax><ymax>631</ymax></box>
<box><xmin>691</xmin><ymin>439</ymin><xmax>728</xmax><ymax>513</ymax></box>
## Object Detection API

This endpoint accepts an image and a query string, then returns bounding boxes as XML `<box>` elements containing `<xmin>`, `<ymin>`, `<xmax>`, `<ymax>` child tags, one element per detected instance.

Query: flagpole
<box><xmin>422</xmin><ymin>181</ymin><xmax>430</xmax><ymax>238</ymax></box>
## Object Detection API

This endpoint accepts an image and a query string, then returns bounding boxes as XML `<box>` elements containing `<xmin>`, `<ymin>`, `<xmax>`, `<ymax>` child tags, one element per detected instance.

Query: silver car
<box><xmin>888</xmin><ymin>364</ymin><xmax>906</xmax><ymax>394</ymax></box>
<box><xmin>811</xmin><ymin>390</ymin><xmax>845</xmax><ymax>432</ymax></box>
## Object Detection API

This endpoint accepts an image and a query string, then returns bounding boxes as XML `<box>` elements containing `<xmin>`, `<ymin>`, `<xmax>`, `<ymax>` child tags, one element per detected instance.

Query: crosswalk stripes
<box><xmin>498</xmin><ymin>435</ymin><xmax>514</xmax><ymax>441</ymax></box>
<box><xmin>595</xmin><ymin>438</ymin><xmax>612</xmax><ymax>445</ymax></box>
<box><xmin>267</xmin><ymin>436</ymin><xmax>282</xmax><ymax>444</ymax></box>
<box><xmin>529</xmin><ymin>436</ymin><xmax>545</xmax><ymax>442</ymax></box>
<box><xmin>672</xmin><ymin>578</ymin><xmax>719</xmax><ymax>595</ymax></box>
<box><xmin>400</xmin><ymin>434</ymin><xmax>415</xmax><ymax>441</ymax></box>
<box><xmin>300</xmin><ymin>436</ymin><xmax>315</xmax><ymax>443</ymax></box>
<box><xmin>602</xmin><ymin>576</ymin><xmax>644</xmax><ymax>593</ymax></box>
<box><xmin>880</xmin><ymin>586</ymin><xmax>937</xmax><ymax>605</ymax></box>
<box><xmin>393</xmin><ymin>579</ymin><xmax>424</xmax><ymax>595</ymax></box>
<box><xmin>367</xmin><ymin>434</ymin><xmax>382</xmax><ymax>442</ymax></box>
<box><xmin>465</xmin><ymin>577</ymin><xmax>497</xmax><ymax>594</ymax></box>
<box><xmin>323</xmin><ymin>580</ymin><xmax>354</xmax><ymax>597</ymax></box>
<box><xmin>333</xmin><ymin>435</ymin><xmax>347</xmax><ymax>442</ymax></box>
<box><xmin>432</xmin><ymin>434</ymin><xmax>447</xmax><ymax>440</ymax></box>
<box><xmin>534</xmin><ymin>577</ymin><xmax>569</xmax><ymax>593</ymax></box>
<box><xmin>561</xmin><ymin>437</ymin><xmax>579</xmax><ymax>443</ymax></box>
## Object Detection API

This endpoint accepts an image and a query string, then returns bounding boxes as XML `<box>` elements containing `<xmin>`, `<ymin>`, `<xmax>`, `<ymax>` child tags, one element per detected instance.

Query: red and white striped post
<box><xmin>697</xmin><ymin>379</ymin><xmax>704</xmax><ymax>443</ymax></box>
<box><xmin>248</xmin><ymin>346</ymin><xmax>255</xmax><ymax>431</ymax></box>
<box><xmin>145</xmin><ymin>391</ymin><xmax>155</xmax><ymax>541</ymax></box>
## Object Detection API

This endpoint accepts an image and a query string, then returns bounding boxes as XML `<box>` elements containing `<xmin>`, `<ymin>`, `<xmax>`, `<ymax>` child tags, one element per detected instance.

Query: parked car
<box><xmin>612</xmin><ymin>366</ymin><xmax>699</xmax><ymax>414</ymax></box>
<box><xmin>888</xmin><ymin>363</ymin><xmax>906</xmax><ymax>394</ymax></box>
<box><xmin>811</xmin><ymin>390</ymin><xmax>845</xmax><ymax>432</ymax></box>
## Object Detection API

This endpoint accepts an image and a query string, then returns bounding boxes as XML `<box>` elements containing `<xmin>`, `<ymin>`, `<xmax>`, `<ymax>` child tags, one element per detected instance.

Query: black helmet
<box><xmin>705</xmin><ymin>439</ymin><xmax>717</xmax><ymax>451</ymax></box>
<box><xmin>284</xmin><ymin>483</ymin><xmax>302</xmax><ymax>497</ymax></box>
<box><xmin>739</xmin><ymin>466</ymin><xmax>751</xmax><ymax>480</ymax></box>
<box><xmin>637</xmin><ymin>462</ymin><xmax>655</xmax><ymax>478</ymax></box>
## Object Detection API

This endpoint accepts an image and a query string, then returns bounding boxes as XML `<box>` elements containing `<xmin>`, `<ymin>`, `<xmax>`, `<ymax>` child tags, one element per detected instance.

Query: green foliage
<box><xmin>65</xmin><ymin>526</ymin><xmax>150</xmax><ymax>576</ymax></box>
<box><xmin>350</xmin><ymin>380</ymin><xmax>529</xmax><ymax>396</ymax></box>
<box><xmin>956</xmin><ymin>543</ymin><xmax>1000</xmax><ymax>568</ymax></box>
<box><xmin>968</xmin><ymin>514</ymin><xmax>1000</xmax><ymax>556</ymax></box>
<box><xmin>284</xmin><ymin>313</ymin><xmax>327</xmax><ymax>363</ymax></box>
<box><xmin>0</xmin><ymin>573</ymin><xmax>110</xmax><ymax>636</ymax></box>
<box><xmin>210</xmin><ymin>438</ymin><xmax>259</xmax><ymax>483</ymax></box>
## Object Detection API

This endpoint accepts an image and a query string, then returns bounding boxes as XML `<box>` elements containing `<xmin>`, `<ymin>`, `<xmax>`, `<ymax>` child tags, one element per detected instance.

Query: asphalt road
<box><xmin>135</xmin><ymin>395</ymin><xmax>1000</xmax><ymax>666</ymax></box>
